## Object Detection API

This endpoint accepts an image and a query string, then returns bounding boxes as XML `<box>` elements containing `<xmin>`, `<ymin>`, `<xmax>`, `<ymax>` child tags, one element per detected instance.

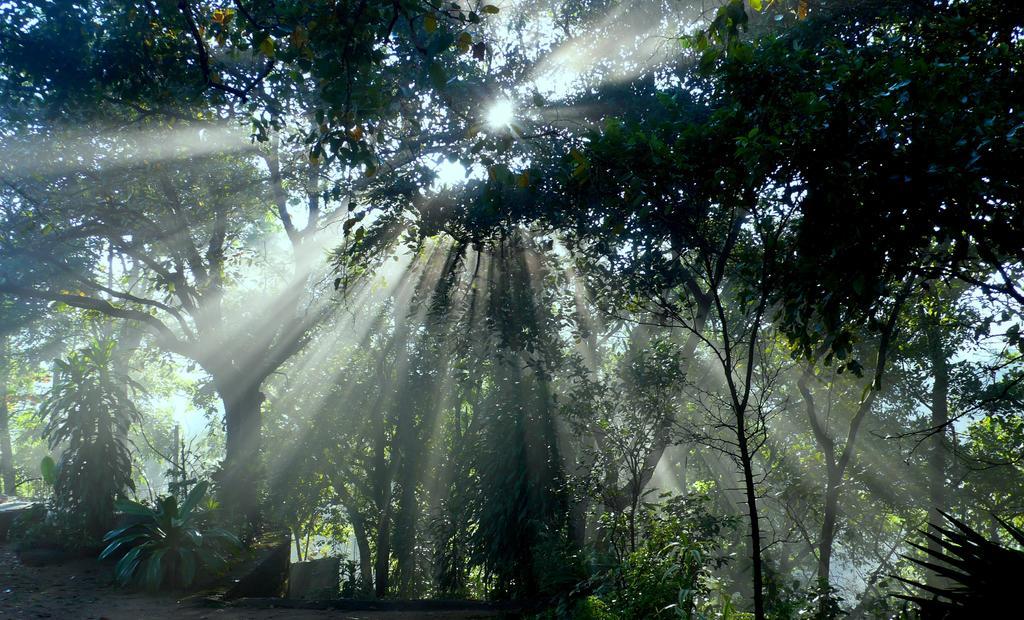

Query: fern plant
<box><xmin>100</xmin><ymin>481</ymin><xmax>240</xmax><ymax>590</ymax></box>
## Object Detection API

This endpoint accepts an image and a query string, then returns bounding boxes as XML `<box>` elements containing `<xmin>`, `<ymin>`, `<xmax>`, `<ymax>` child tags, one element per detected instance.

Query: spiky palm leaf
<box><xmin>894</xmin><ymin>510</ymin><xmax>1024</xmax><ymax>617</ymax></box>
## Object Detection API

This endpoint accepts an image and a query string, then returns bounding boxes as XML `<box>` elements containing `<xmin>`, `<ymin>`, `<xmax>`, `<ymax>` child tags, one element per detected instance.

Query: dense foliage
<box><xmin>0</xmin><ymin>0</ymin><xmax>1021</xmax><ymax>618</ymax></box>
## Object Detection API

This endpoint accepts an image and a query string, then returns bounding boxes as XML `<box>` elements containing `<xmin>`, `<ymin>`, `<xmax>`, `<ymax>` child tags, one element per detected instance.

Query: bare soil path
<box><xmin>0</xmin><ymin>544</ymin><xmax>506</xmax><ymax>620</ymax></box>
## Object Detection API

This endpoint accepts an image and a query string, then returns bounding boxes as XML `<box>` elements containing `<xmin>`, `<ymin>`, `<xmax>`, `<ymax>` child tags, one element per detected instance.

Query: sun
<box><xmin>486</xmin><ymin>99</ymin><xmax>515</xmax><ymax>129</ymax></box>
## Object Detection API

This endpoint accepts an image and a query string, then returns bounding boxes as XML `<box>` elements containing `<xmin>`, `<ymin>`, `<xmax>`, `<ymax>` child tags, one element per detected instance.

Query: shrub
<box><xmin>40</xmin><ymin>340</ymin><xmax>140</xmax><ymax>538</ymax></box>
<box><xmin>573</xmin><ymin>595</ymin><xmax>618</xmax><ymax>620</ymax></box>
<box><xmin>99</xmin><ymin>481</ymin><xmax>240</xmax><ymax>590</ymax></box>
<box><xmin>589</xmin><ymin>492</ymin><xmax>738</xmax><ymax>619</ymax></box>
<box><xmin>7</xmin><ymin>503</ymin><xmax>52</xmax><ymax>549</ymax></box>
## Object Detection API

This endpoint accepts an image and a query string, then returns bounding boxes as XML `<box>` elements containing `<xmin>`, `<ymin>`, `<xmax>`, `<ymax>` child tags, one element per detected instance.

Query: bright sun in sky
<box><xmin>486</xmin><ymin>99</ymin><xmax>515</xmax><ymax>129</ymax></box>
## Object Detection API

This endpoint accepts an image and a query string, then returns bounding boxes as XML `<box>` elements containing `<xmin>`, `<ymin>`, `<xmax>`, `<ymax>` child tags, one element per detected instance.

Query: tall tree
<box><xmin>0</xmin><ymin>0</ymin><xmax>499</xmax><ymax>521</ymax></box>
<box><xmin>0</xmin><ymin>333</ymin><xmax>15</xmax><ymax>495</ymax></box>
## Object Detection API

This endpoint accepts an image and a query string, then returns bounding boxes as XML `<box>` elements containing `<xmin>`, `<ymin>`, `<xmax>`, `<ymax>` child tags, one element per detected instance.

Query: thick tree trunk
<box><xmin>351</xmin><ymin>510</ymin><xmax>373</xmax><ymax>592</ymax></box>
<box><xmin>374</xmin><ymin>507</ymin><xmax>392</xmax><ymax>598</ymax></box>
<box><xmin>0</xmin><ymin>334</ymin><xmax>16</xmax><ymax>495</ymax></box>
<box><xmin>217</xmin><ymin>378</ymin><xmax>264</xmax><ymax>530</ymax></box>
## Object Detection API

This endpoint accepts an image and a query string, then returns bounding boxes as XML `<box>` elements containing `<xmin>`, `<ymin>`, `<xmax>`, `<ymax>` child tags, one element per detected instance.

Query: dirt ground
<box><xmin>0</xmin><ymin>544</ymin><xmax>505</xmax><ymax>620</ymax></box>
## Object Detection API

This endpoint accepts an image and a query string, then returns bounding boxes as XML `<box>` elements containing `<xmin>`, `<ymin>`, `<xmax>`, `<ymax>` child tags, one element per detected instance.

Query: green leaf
<box><xmin>116</xmin><ymin>545</ymin><xmax>145</xmax><ymax>585</ymax></box>
<box><xmin>99</xmin><ymin>532</ymin><xmax>148</xmax><ymax>560</ymax></box>
<box><xmin>40</xmin><ymin>456</ymin><xmax>57</xmax><ymax>486</ymax></box>
<box><xmin>205</xmin><ymin>527</ymin><xmax>242</xmax><ymax>548</ymax></box>
<box><xmin>115</xmin><ymin>497</ymin><xmax>155</xmax><ymax>516</ymax></box>
<box><xmin>103</xmin><ymin>522</ymin><xmax>145</xmax><ymax>543</ymax></box>
<box><xmin>428</xmin><ymin>62</ymin><xmax>448</xmax><ymax>90</ymax></box>
<box><xmin>179</xmin><ymin>548</ymin><xmax>197</xmax><ymax>586</ymax></box>
<box><xmin>180</xmin><ymin>480</ymin><xmax>209</xmax><ymax>519</ymax></box>
<box><xmin>259</xmin><ymin>36</ymin><xmax>275</xmax><ymax>57</ymax></box>
<box><xmin>482</xmin><ymin>4</ymin><xmax>500</xmax><ymax>14</ymax></box>
<box><xmin>144</xmin><ymin>548</ymin><xmax>167</xmax><ymax>590</ymax></box>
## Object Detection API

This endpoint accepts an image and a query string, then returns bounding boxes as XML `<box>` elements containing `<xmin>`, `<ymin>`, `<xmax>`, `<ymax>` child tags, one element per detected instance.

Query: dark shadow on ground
<box><xmin>0</xmin><ymin>543</ymin><xmax>517</xmax><ymax>619</ymax></box>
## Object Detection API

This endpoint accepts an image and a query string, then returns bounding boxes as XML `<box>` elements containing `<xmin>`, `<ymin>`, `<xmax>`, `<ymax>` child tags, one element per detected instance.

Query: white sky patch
<box><xmin>433</xmin><ymin>157</ymin><xmax>468</xmax><ymax>189</ymax></box>
<box><xmin>486</xmin><ymin>98</ymin><xmax>516</xmax><ymax>129</ymax></box>
<box><xmin>523</xmin><ymin>1</ymin><xmax>703</xmax><ymax>101</ymax></box>
<box><xmin>426</xmin><ymin>153</ymin><xmax>488</xmax><ymax>192</ymax></box>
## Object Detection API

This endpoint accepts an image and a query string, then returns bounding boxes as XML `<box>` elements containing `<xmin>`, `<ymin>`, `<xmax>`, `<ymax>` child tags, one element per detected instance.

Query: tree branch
<box><xmin>0</xmin><ymin>283</ymin><xmax>192</xmax><ymax>358</ymax></box>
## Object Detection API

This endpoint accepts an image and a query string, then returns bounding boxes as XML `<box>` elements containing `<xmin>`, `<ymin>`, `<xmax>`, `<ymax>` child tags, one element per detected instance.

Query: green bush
<box><xmin>99</xmin><ymin>481</ymin><xmax>240</xmax><ymax>590</ymax></box>
<box><xmin>590</xmin><ymin>493</ymin><xmax>738</xmax><ymax>619</ymax></box>
<box><xmin>532</xmin><ymin>529</ymin><xmax>588</xmax><ymax>598</ymax></box>
<box><xmin>7</xmin><ymin>502</ymin><xmax>102</xmax><ymax>552</ymax></box>
<box><xmin>573</xmin><ymin>595</ymin><xmax>619</xmax><ymax>620</ymax></box>
<box><xmin>7</xmin><ymin>503</ymin><xmax>53</xmax><ymax>550</ymax></box>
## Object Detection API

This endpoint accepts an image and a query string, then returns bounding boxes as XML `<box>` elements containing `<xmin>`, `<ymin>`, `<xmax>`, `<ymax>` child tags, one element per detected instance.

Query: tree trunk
<box><xmin>736</xmin><ymin>413</ymin><xmax>765</xmax><ymax>620</ymax></box>
<box><xmin>799</xmin><ymin>373</ymin><xmax>840</xmax><ymax>595</ymax></box>
<box><xmin>393</xmin><ymin>472</ymin><xmax>420</xmax><ymax>597</ymax></box>
<box><xmin>292</xmin><ymin>528</ymin><xmax>304</xmax><ymax>561</ymax></box>
<box><xmin>332</xmin><ymin>476</ymin><xmax>375</xmax><ymax>593</ymax></box>
<box><xmin>370</xmin><ymin>382</ymin><xmax>394</xmax><ymax>599</ymax></box>
<box><xmin>0</xmin><ymin>334</ymin><xmax>16</xmax><ymax>495</ymax></box>
<box><xmin>350</xmin><ymin>510</ymin><xmax>373</xmax><ymax>592</ymax></box>
<box><xmin>374</xmin><ymin>507</ymin><xmax>392</xmax><ymax>598</ymax></box>
<box><xmin>817</xmin><ymin>469</ymin><xmax>841</xmax><ymax>591</ymax></box>
<box><xmin>217</xmin><ymin>378</ymin><xmax>264</xmax><ymax>530</ymax></box>
<box><xmin>925</xmin><ymin>320</ymin><xmax>950</xmax><ymax>575</ymax></box>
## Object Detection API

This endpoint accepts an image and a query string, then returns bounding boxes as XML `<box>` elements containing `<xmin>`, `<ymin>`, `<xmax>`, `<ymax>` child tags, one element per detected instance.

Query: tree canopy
<box><xmin>1</xmin><ymin>1</ymin><xmax>1022</xmax><ymax>618</ymax></box>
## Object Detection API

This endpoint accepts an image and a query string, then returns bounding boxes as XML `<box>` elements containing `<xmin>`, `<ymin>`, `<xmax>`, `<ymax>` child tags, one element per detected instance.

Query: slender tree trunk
<box><xmin>389</xmin><ymin>413</ymin><xmax>416</xmax><ymax>594</ymax></box>
<box><xmin>925</xmin><ymin>320</ymin><xmax>949</xmax><ymax>575</ymax></box>
<box><xmin>0</xmin><ymin>334</ymin><xmax>16</xmax><ymax>495</ymax></box>
<box><xmin>332</xmin><ymin>476</ymin><xmax>375</xmax><ymax>593</ymax></box>
<box><xmin>817</xmin><ymin>470</ymin><xmax>841</xmax><ymax>590</ymax></box>
<box><xmin>736</xmin><ymin>417</ymin><xmax>765</xmax><ymax>620</ymax></box>
<box><xmin>393</xmin><ymin>476</ymin><xmax>419</xmax><ymax>597</ymax></box>
<box><xmin>293</xmin><ymin>528</ymin><xmax>304</xmax><ymax>561</ymax></box>
<box><xmin>799</xmin><ymin>371</ymin><xmax>842</xmax><ymax>605</ymax></box>
<box><xmin>370</xmin><ymin>378</ymin><xmax>394</xmax><ymax>599</ymax></box>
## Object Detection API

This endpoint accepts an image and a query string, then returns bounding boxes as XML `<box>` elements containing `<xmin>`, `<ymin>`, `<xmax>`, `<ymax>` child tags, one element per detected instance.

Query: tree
<box><xmin>0</xmin><ymin>333</ymin><xmax>15</xmax><ymax>495</ymax></box>
<box><xmin>417</xmin><ymin>0</ymin><xmax>1023</xmax><ymax>612</ymax></box>
<box><xmin>0</xmin><ymin>0</ymin><xmax>503</xmax><ymax>524</ymax></box>
<box><xmin>40</xmin><ymin>338</ymin><xmax>141</xmax><ymax>537</ymax></box>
